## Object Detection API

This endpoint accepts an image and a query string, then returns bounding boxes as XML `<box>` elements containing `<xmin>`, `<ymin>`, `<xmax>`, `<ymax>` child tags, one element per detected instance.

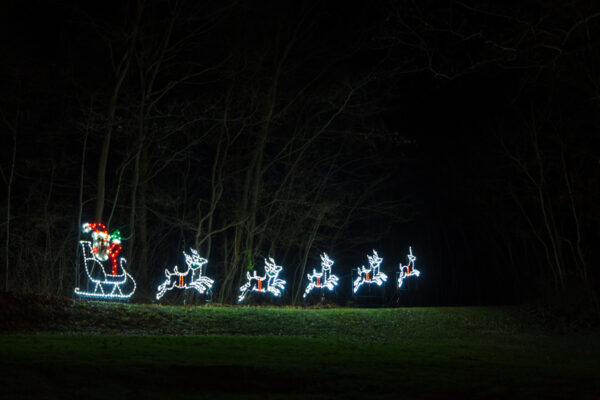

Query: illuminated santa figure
<box><xmin>74</xmin><ymin>222</ymin><xmax>136</xmax><ymax>300</ymax></box>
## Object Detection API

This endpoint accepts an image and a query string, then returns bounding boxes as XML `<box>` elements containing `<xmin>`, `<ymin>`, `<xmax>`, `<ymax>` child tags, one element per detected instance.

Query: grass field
<box><xmin>1</xmin><ymin>297</ymin><xmax>599</xmax><ymax>399</ymax></box>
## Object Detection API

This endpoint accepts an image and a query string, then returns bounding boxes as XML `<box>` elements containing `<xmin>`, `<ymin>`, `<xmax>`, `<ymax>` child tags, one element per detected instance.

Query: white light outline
<box><xmin>238</xmin><ymin>257</ymin><xmax>286</xmax><ymax>303</ymax></box>
<box><xmin>353</xmin><ymin>249</ymin><xmax>387</xmax><ymax>293</ymax></box>
<box><xmin>156</xmin><ymin>248</ymin><xmax>214</xmax><ymax>300</ymax></box>
<box><xmin>303</xmin><ymin>253</ymin><xmax>339</xmax><ymax>299</ymax></box>
<box><xmin>74</xmin><ymin>238</ymin><xmax>136</xmax><ymax>300</ymax></box>
<box><xmin>397</xmin><ymin>246</ymin><xmax>420</xmax><ymax>288</ymax></box>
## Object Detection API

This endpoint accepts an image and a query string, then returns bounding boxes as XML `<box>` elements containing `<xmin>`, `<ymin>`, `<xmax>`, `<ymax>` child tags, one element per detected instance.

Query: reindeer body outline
<box><xmin>353</xmin><ymin>249</ymin><xmax>387</xmax><ymax>293</ymax></box>
<box><xmin>238</xmin><ymin>257</ymin><xmax>286</xmax><ymax>302</ymax></box>
<box><xmin>397</xmin><ymin>246</ymin><xmax>421</xmax><ymax>288</ymax></box>
<box><xmin>303</xmin><ymin>253</ymin><xmax>339</xmax><ymax>298</ymax></box>
<box><xmin>156</xmin><ymin>248</ymin><xmax>214</xmax><ymax>300</ymax></box>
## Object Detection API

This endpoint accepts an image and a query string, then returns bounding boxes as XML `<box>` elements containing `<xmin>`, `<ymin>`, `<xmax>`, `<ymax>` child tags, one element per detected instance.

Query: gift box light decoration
<box><xmin>238</xmin><ymin>257</ymin><xmax>286</xmax><ymax>302</ymax></box>
<box><xmin>156</xmin><ymin>248</ymin><xmax>214</xmax><ymax>300</ymax></box>
<box><xmin>303</xmin><ymin>253</ymin><xmax>339</xmax><ymax>299</ymax></box>
<box><xmin>397</xmin><ymin>246</ymin><xmax>420</xmax><ymax>288</ymax></box>
<box><xmin>74</xmin><ymin>222</ymin><xmax>136</xmax><ymax>299</ymax></box>
<box><xmin>353</xmin><ymin>249</ymin><xmax>387</xmax><ymax>293</ymax></box>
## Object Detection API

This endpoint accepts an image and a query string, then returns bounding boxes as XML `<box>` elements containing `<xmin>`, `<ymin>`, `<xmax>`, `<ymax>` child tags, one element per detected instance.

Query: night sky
<box><xmin>1</xmin><ymin>0</ymin><xmax>598</xmax><ymax>308</ymax></box>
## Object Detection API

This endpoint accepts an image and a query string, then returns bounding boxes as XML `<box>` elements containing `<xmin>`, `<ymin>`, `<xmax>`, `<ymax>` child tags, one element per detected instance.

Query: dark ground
<box><xmin>1</xmin><ymin>293</ymin><xmax>599</xmax><ymax>399</ymax></box>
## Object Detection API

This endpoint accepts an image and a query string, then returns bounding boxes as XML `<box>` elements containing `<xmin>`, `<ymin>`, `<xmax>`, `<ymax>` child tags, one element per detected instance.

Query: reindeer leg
<box><xmin>156</xmin><ymin>276</ymin><xmax>174</xmax><ymax>299</ymax></box>
<box><xmin>238</xmin><ymin>283</ymin><xmax>251</xmax><ymax>302</ymax></box>
<box><xmin>353</xmin><ymin>277</ymin><xmax>362</xmax><ymax>293</ymax></box>
<box><xmin>199</xmin><ymin>276</ymin><xmax>213</xmax><ymax>289</ymax></box>
<box><xmin>190</xmin><ymin>279</ymin><xmax>206</xmax><ymax>295</ymax></box>
<box><xmin>303</xmin><ymin>282</ymin><xmax>314</xmax><ymax>298</ymax></box>
<box><xmin>190</xmin><ymin>282</ymin><xmax>205</xmax><ymax>294</ymax></box>
<box><xmin>157</xmin><ymin>281</ymin><xmax>177</xmax><ymax>300</ymax></box>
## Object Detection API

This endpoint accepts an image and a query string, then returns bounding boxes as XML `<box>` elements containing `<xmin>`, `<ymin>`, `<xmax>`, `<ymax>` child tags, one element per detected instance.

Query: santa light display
<box><xmin>74</xmin><ymin>222</ymin><xmax>136</xmax><ymax>299</ymax></box>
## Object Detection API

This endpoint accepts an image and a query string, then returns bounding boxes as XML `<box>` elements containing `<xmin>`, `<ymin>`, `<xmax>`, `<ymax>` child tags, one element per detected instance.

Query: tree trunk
<box><xmin>95</xmin><ymin>3</ymin><xmax>143</xmax><ymax>222</ymax></box>
<box><xmin>293</xmin><ymin>210</ymin><xmax>325</xmax><ymax>304</ymax></box>
<box><xmin>76</xmin><ymin>131</ymin><xmax>89</xmax><ymax>291</ymax></box>
<box><xmin>5</xmin><ymin>132</ymin><xmax>16</xmax><ymax>292</ymax></box>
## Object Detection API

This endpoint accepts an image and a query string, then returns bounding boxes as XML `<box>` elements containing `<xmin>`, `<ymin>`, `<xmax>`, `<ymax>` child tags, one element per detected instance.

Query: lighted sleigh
<box><xmin>74</xmin><ymin>223</ymin><xmax>136</xmax><ymax>300</ymax></box>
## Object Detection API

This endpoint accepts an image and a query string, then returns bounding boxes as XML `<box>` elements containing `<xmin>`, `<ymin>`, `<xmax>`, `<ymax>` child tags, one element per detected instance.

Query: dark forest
<box><xmin>2</xmin><ymin>2</ymin><xmax>600</xmax><ymax>398</ymax></box>
<box><xmin>1</xmin><ymin>0</ymin><xmax>599</xmax><ymax>313</ymax></box>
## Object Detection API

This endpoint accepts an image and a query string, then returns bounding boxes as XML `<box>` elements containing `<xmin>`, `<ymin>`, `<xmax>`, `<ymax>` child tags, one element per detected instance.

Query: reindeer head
<box><xmin>320</xmin><ymin>253</ymin><xmax>334</xmax><ymax>271</ymax></box>
<box><xmin>406</xmin><ymin>246</ymin><xmax>416</xmax><ymax>264</ymax></box>
<box><xmin>184</xmin><ymin>248</ymin><xmax>208</xmax><ymax>269</ymax></box>
<box><xmin>264</xmin><ymin>257</ymin><xmax>282</xmax><ymax>277</ymax></box>
<box><xmin>367</xmin><ymin>250</ymin><xmax>383</xmax><ymax>270</ymax></box>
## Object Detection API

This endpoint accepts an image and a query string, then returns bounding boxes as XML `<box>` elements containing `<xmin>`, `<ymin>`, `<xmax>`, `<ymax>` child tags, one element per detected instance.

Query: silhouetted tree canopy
<box><xmin>1</xmin><ymin>0</ymin><xmax>598</xmax><ymax>311</ymax></box>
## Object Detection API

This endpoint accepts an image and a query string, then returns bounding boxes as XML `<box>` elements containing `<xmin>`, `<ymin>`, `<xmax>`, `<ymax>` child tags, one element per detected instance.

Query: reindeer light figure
<box><xmin>156</xmin><ymin>248</ymin><xmax>214</xmax><ymax>300</ymax></box>
<box><xmin>303</xmin><ymin>253</ymin><xmax>339</xmax><ymax>299</ymax></box>
<box><xmin>397</xmin><ymin>246</ymin><xmax>420</xmax><ymax>288</ymax></box>
<box><xmin>238</xmin><ymin>257</ymin><xmax>286</xmax><ymax>303</ymax></box>
<box><xmin>74</xmin><ymin>222</ymin><xmax>136</xmax><ymax>300</ymax></box>
<box><xmin>353</xmin><ymin>249</ymin><xmax>387</xmax><ymax>293</ymax></box>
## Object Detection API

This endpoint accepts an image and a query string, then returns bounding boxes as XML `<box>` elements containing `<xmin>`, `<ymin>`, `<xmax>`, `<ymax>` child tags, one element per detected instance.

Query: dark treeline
<box><xmin>1</xmin><ymin>1</ymin><xmax>598</xmax><ymax>311</ymax></box>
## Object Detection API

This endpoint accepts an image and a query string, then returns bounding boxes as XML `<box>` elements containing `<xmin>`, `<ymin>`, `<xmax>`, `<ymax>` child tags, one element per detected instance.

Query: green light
<box><xmin>110</xmin><ymin>229</ymin><xmax>122</xmax><ymax>242</ymax></box>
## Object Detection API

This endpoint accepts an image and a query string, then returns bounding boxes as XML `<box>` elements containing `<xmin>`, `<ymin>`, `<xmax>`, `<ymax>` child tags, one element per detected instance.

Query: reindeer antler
<box><xmin>321</xmin><ymin>253</ymin><xmax>334</xmax><ymax>267</ymax></box>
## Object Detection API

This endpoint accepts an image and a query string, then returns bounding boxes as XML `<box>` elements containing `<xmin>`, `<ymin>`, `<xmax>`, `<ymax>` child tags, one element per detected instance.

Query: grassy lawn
<box><xmin>1</xmin><ymin>300</ymin><xmax>599</xmax><ymax>399</ymax></box>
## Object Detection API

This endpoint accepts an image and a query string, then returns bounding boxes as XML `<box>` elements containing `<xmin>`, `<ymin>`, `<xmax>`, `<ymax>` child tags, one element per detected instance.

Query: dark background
<box><xmin>1</xmin><ymin>1</ymin><xmax>598</xmax><ymax>311</ymax></box>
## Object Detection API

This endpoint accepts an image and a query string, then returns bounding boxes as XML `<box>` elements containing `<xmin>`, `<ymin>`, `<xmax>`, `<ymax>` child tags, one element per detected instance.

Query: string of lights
<box><xmin>156</xmin><ymin>248</ymin><xmax>214</xmax><ymax>300</ymax></box>
<box><xmin>303</xmin><ymin>253</ymin><xmax>339</xmax><ymax>299</ymax></box>
<box><xmin>353</xmin><ymin>249</ymin><xmax>388</xmax><ymax>293</ymax></box>
<box><xmin>238</xmin><ymin>257</ymin><xmax>286</xmax><ymax>303</ymax></box>
<box><xmin>74</xmin><ymin>222</ymin><xmax>136</xmax><ymax>300</ymax></box>
<box><xmin>74</xmin><ymin>225</ymin><xmax>420</xmax><ymax>301</ymax></box>
<box><xmin>397</xmin><ymin>246</ymin><xmax>421</xmax><ymax>288</ymax></box>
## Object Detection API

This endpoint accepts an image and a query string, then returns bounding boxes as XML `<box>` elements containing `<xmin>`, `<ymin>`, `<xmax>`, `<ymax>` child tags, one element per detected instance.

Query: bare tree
<box><xmin>95</xmin><ymin>1</ymin><xmax>143</xmax><ymax>222</ymax></box>
<box><xmin>1</xmin><ymin>124</ymin><xmax>17</xmax><ymax>292</ymax></box>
